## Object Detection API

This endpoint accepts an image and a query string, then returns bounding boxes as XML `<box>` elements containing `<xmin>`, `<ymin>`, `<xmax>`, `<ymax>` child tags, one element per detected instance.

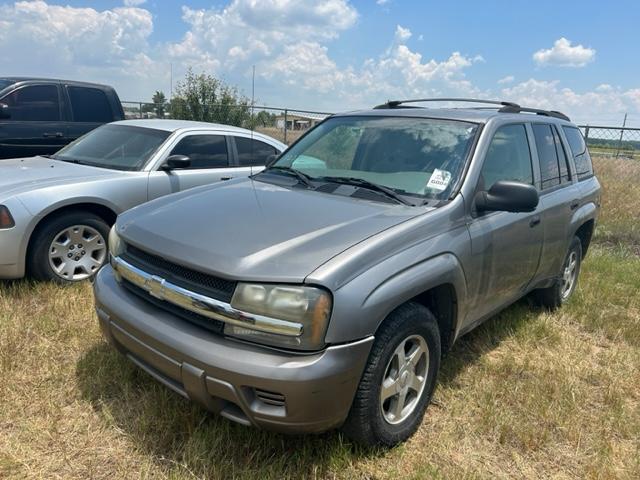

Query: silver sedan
<box><xmin>0</xmin><ymin>119</ymin><xmax>286</xmax><ymax>282</ymax></box>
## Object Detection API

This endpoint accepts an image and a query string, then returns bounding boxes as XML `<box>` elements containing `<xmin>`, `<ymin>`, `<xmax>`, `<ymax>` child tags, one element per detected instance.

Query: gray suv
<box><xmin>93</xmin><ymin>99</ymin><xmax>600</xmax><ymax>446</ymax></box>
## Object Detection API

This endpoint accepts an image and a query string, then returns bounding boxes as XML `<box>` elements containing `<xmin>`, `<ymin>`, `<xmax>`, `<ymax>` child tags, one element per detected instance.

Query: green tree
<box><xmin>152</xmin><ymin>90</ymin><xmax>166</xmax><ymax>118</ymax></box>
<box><xmin>169</xmin><ymin>69</ymin><xmax>251</xmax><ymax>127</ymax></box>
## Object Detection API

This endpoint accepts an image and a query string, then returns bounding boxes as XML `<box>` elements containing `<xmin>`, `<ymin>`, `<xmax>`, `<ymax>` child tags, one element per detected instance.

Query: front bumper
<box><xmin>0</xmin><ymin>200</ymin><xmax>32</xmax><ymax>279</ymax></box>
<box><xmin>93</xmin><ymin>265</ymin><xmax>373</xmax><ymax>434</ymax></box>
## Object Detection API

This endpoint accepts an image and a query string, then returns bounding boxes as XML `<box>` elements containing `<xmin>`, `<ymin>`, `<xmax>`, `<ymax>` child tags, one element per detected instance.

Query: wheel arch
<box><xmin>24</xmin><ymin>202</ymin><xmax>118</xmax><ymax>272</ymax></box>
<box><xmin>574</xmin><ymin>219</ymin><xmax>595</xmax><ymax>259</ymax></box>
<box><xmin>327</xmin><ymin>253</ymin><xmax>467</xmax><ymax>354</ymax></box>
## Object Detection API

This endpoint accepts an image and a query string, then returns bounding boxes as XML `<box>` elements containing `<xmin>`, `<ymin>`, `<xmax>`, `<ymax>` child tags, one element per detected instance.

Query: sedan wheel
<box><xmin>48</xmin><ymin>225</ymin><xmax>107</xmax><ymax>281</ymax></box>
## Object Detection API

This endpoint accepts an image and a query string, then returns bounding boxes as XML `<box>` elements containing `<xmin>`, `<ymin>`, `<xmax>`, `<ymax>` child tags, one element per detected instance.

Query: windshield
<box><xmin>271</xmin><ymin>116</ymin><xmax>478</xmax><ymax>201</ymax></box>
<box><xmin>52</xmin><ymin>124</ymin><xmax>170</xmax><ymax>171</ymax></box>
<box><xmin>0</xmin><ymin>79</ymin><xmax>16</xmax><ymax>93</ymax></box>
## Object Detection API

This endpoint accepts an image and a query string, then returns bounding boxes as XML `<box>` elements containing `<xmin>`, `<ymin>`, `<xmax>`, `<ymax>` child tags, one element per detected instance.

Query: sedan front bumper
<box><xmin>93</xmin><ymin>265</ymin><xmax>373</xmax><ymax>434</ymax></box>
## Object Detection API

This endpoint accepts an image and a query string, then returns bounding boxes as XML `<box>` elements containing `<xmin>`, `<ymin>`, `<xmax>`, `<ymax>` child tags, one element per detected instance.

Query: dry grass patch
<box><xmin>1</xmin><ymin>248</ymin><xmax>638</xmax><ymax>479</ymax></box>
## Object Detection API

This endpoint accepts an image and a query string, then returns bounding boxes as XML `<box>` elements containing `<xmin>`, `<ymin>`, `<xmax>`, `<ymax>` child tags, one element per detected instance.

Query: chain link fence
<box><xmin>580</xmin><ymin>125</ymin><xmax>640</xmax><ymax>159</ymax></box>
<box><xmin>121</xmin><ymin>101</ymin><xmax>331</xmax><ymax>146</ymax></box>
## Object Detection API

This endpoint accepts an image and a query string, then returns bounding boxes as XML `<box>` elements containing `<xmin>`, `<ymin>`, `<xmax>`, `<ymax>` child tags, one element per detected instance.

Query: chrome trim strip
<box><xmin>111</xmin><ymin>256</ymin><xmax>303</xmax><ymax>337</ymax></box>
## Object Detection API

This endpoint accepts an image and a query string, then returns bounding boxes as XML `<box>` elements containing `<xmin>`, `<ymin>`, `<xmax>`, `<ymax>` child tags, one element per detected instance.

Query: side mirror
<box><xmin>475</xmin><ymin>180</ymin><xmax>539</xmax><ymax>213</ymax></box>
<box><xmin>0</xmin><ymin>103</ymin><xmax>10</xmax><ymax>119</ymax></box>
<box><xmin>265</xmin><ymin>153</ymin><xmax>279</xmax><ymax>167</ymax></box>
<box><xmin>162</xmin><ymin>154</ymin><xmax>191</xmax><ymax>170</ymax></box>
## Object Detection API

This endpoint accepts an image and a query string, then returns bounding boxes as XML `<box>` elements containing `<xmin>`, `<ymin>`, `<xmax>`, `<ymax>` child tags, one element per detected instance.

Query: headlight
<box><xmin>225</xmin><ymin>283</ymin><xmax>332</xmax><ymax>351</ymax></box>
<box><xmin>0</xmin><ymin>205</ymin><xmax>15</xmax><ymax>229</ymax></box>
<box><xmin>108</xmin><ymin>225</ymin><xmax>125</xmax><ymax>258</ymax></box>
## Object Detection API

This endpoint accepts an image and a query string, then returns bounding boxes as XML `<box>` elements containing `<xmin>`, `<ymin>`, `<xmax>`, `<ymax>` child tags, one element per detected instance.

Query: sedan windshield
<box><xmin>270</xmin><ymin>116</ymin><xmax>479</xmax><ymax>202</ymax></box>
<box><xmin>52</xmin><ymin>124</ymin><xmax>170</xmax><ymax>171</ymax></box>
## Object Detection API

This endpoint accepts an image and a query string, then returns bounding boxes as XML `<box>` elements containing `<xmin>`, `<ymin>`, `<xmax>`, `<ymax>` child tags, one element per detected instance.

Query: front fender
<box><xmin>323</xmin><ymin>251</ymin><xmax>468</xmax><ymax>344</ymax></box>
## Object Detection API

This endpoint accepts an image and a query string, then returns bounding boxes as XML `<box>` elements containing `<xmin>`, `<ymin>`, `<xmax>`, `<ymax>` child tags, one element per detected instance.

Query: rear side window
<box><xmin>68</xmin><ymin>86</ymin><xmax>113</xmax><ymax>122</ymax></box>
<box><xmin>170</xmin><ymin>135</ymin><xmax>229</xmax><ymax>169</ymax></box>
<box><xmin>532</xmin><ymin>124</ymin><xmax>572</xmax><ymax>190</ymax></box>
<box><xmin>480</xmin><ymin>124</ymin><xmax>533</xmax><ymax>189</ymax></box>
<box><xmin>563</xmin><ymin>126</ymin><xmax>594</xmax><ymax>180</ymax></box>
<box><xmin>235</xmin><ymin>137</ymin><xmax>278</xmax><ymax>166</ymax></box>
<box><xmin>1</xmin><ymin>84</ymin><xmax>60</xmax><ymax>121</ymax></box>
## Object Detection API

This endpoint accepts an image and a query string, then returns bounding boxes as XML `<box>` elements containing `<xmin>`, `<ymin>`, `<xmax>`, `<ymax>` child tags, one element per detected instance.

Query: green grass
<box><xmin>0</xmin><ymin>156</ymin><xmax>639</xmax><ymax>479</ymax></box>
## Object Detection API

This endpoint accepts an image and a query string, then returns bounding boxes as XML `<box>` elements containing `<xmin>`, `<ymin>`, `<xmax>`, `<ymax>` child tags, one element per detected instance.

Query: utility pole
<box><xmin>251</xmin><ymin>65</ymin><xmax>255</xmax><ymax>135</ymax></box>
<box><xmin>170</xmin><ymin>62</ymin><xmax>173</xmax><ymax>101</ymax></box>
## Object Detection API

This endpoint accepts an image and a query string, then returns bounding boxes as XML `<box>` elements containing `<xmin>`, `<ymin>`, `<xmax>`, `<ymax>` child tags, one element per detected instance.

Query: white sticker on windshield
<box><xmin>426</xmin><ymin>169</ymin><xmax>452</xmax><ymax>191</ymax></box>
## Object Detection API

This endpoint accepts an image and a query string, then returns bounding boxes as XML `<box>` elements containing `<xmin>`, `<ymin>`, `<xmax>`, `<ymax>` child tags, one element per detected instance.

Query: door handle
<box><xmin>529</xmin><ymin>215</ymin><xmax>541</xmax><ymax>228</ymax></box>
<box><xmin>220</xmin><ymin>176</ymin><xmax>233</xmax><ymax>181</ymax></box>
<box><xmin>570</xmin><ymin>201</ymin><xmax>580</xmax><ymax>211</ymax></box>
<box><xmin>43</xmin><ymin>132</ymin><xmax>63</xmax><ymax>138</ymax></box>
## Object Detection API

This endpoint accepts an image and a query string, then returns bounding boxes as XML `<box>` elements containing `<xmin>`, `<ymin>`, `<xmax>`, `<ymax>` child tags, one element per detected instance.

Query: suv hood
<box><xmin>0</xmin><ymin>156</ymin><xmax>119</xmax><ymax>198</ymax></box>
<box><xmin>118</xmin><ymin>178</ymin><xmax>426</xmax><ymax>283</ymax></box>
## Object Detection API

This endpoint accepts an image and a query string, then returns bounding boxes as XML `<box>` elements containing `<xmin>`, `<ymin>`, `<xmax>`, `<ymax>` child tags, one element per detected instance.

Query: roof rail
<box><xmin>373</xmin><ymin>98</ymin><xmax>571</xmax><ymax>122</ymax></box>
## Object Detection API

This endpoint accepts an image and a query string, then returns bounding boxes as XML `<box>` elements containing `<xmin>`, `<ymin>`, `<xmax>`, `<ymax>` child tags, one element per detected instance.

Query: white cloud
<box><xmin>376</xmin><ymin>0</ymin><xmax>390</xmax><ymax>5</ymax></box>
<box><xmin>394</xmin><ymin>25</ymin><xmax>412</xmax><ymax>42</ymax></box>
<box><xmin>500</xmin><ymin>78</ymin><xmax>640</xmax><ymax>124</ymax></box>
<box><xmin>533</xmin><ymin>37</ymin><xmax>595</xmax><ymax>68</ymax></box>
<box><xmin>123</xmin><ymin>0</ymin><xmax>146</xmax><ymax>6</ymax></box>
<box><xmin>1</xmin><ymin>0</ymin><xmax>638</xmax><ymax>125</ymax></box>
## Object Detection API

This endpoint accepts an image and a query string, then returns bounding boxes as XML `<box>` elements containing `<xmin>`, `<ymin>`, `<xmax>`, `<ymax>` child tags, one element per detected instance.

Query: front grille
<box><xmin>123</xmin><ymin>244</ymin><xmax>237</xmax><ymax>303</ymax></box>
<box><xmin>122</xmin><ymin>278</ymin><xmax>225</xmax><ymax>335</ymax></box>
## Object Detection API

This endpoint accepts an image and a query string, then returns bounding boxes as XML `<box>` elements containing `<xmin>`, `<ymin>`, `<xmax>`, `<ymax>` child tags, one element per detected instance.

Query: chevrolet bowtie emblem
<box><xmin>146</xmin><ymin>275</ymin><xmax>166</xmax><ymax>300</ymax></box>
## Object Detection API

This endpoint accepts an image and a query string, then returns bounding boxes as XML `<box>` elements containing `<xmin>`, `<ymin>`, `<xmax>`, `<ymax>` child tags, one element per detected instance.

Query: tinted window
<box><xmin>53</xmin><ymin>124</ymin><xmax>170</xmax><ymax>171</ymax></box>
<box><xmin>532</xmin><ymin>124</ymin><xmax>563</xmax><ymax>190</ymax></box>
<box><xmin>236</xmin><ymin>137</ymin><xmax>278</xmax><ymax>166</ymax></box>
<box><xmin>553</xmin><ymin>126</ymin><xmax>571</xmax><ymax>184</ymax></box>
<box><xmin>170</xmin><ymin>135</ymin><xmax>229</xmax><ymax>169</ymax></box>
<box><xmin>480</xmin><ymin>124</ymin><xmax>533</xmax><ymax>189</ymax></box>
<box><xmin>563</xmin><ymin>126</ymin><xmax>594</xmax><ymax>180</ymax></box>
<box><xmin>1</xmin><ymin>84</ymin><xmax>60</xmax><ymax>121</ymax></box>
<box><xmin>68</xmin><ymin>86</ymin><xmax>113</xmax><ymax>122</ymax></box>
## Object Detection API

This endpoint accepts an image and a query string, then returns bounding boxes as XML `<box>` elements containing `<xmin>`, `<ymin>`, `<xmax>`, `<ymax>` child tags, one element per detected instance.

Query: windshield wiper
<box><xmin>264</xmin><ymin>165</ymin><xmax>316</xmax><ymax>189</ymax></box>
<box><xmin>318</xmin><ymin>176</ymin><xmax>415</xmax><ymax>206</ymax></box>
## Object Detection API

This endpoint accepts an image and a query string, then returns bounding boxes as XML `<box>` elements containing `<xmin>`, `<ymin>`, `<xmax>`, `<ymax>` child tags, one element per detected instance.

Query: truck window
<box><xmin>170</xmin><ymin>135</ymin><xmax>229</xmax><ymax>169</ymax></box>
<box><xmin>480</xmin><ymin>124</ymin><xmax>533</xmax><ymax>190</ymax></box>
<box><xmin>532</xmin><ymin>124</ymin><xmax>564</xmax><ymax>190</ymax></box>
<box><xmin>1</xmin><ymin>84</ymin><xmax>60</xmax><ymax>121</ymax></box>
<box><xmin>68</xmin><ymin>87</ymin><xmax>113</xmax><ymax>122</ymax></box>
<box><xmin>235</xmin><ymin>137</ymin><xmax>278</xmax><ymax>166</ymax></box>
<box><xmin>562</xmin><ymin>126</ymin><xmax>594</xmax><ymax>180</ymax></box>
<box><xmin>552</xmin><ymin>125</ymin><xmax>571</xmax><ymax>184</ymax></box>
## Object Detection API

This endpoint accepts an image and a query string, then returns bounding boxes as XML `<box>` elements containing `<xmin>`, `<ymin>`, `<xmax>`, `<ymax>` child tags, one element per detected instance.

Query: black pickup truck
<box><xmin>0</xmin><ymin>77</ymin><xmax>124</xmax><ymax>159</ymax></box>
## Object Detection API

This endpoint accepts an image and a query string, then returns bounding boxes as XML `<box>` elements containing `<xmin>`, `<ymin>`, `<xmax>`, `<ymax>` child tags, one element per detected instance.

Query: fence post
<box><xmin>284</xmin><ymin>109</ymin><xmax>288</xmax><ymax>144</ymax></box>
<box><xmin>584</xmin><ymin>125</ymin><xmax>590</xmax><ymax>143</ymax></box>
<box><xmin>139</xmin><ymin>102</ymin><xmax>143</xmax><ymax>119</ymax></box>
<box><xmin>615</xmin><ymin>113</ymin><xmax>628</xmax><ymax>159</ymax></box>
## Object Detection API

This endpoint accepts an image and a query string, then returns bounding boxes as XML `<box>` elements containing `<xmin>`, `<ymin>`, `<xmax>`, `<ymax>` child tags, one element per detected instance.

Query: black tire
<box><xmin>341</xmin><ymin>302</ymin><xmax>441</xmax><ymax>447</ymax></box>
<box><xmin>532</xmin><ymin>236</ymin><xmax>582</xmax><ymax>310</ymax></box>
<box><xmin>29</xmin><ymin>211</ymin><xmax>110</xmax><ymax>284</ymax></box>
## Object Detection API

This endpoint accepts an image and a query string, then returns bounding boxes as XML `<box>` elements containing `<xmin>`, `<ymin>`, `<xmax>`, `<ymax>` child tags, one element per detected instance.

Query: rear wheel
<box><xmin>29</xmin><ymin>212</ymin><xmax>110</xmax><ymax>283</ymax></box>
<box><xmin>532</xmin><ymin>236</ymin><xmax>582</xmax><ymax>309</ymax></box>
<box><xmin>341</xmin><ymin>303</ymin><xmax>441</xmax><ymax>447</ymax></box>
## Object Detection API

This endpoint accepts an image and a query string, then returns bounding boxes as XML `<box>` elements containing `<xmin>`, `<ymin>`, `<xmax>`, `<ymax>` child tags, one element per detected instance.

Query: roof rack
<box><xmin>373</xmin><ymin>98</ymin><xmax>570</xmax><ymax>121</ymax></box>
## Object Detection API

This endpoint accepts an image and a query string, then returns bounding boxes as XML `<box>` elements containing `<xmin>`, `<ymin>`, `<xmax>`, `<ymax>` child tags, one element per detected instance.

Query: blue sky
<box><xmin>1</xmin><ymin>0</ymin><xmax>639</xmax><ymax>125</ymax></box>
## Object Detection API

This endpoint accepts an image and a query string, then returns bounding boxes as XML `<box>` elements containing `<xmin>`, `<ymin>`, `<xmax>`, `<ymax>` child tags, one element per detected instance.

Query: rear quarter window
<box><xmin>68</xmin><ymin>86</ymin><xmax>113</xmax><ymax>123</ymax></box>
<box><xmin>563</xmin><ymin>126</ymin><xmax>594</xmax><ymax>180</ymax></box>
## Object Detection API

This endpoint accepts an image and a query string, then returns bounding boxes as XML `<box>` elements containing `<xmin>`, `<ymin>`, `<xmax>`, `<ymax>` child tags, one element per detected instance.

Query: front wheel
<box><xmin>29</xmin><ymin>212</ymin><xmax>110</xmax><ymax>283</ymax></box>
<box><xmin>341</xmin><ymin>302</ymin><xmax>441</xmax><ymax>447</ymax></box>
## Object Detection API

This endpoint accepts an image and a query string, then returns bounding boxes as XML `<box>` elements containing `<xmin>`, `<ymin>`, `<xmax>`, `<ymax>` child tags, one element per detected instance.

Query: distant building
<box><xmin>275</xmin><ymin>113</ymin><xmax>325</xmax><ymax>130</ymax></box>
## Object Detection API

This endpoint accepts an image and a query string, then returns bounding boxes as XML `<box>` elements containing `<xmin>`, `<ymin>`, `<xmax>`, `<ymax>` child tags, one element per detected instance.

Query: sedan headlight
<box><xmin>225</xmin><ymin>283</ymin><xmax>332</xmax><ymax>351</ymax></box>
<box><xmin>108</xmin><ymin>225</ymin><xmax>125</xmax><ymax>258</ymax></box>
